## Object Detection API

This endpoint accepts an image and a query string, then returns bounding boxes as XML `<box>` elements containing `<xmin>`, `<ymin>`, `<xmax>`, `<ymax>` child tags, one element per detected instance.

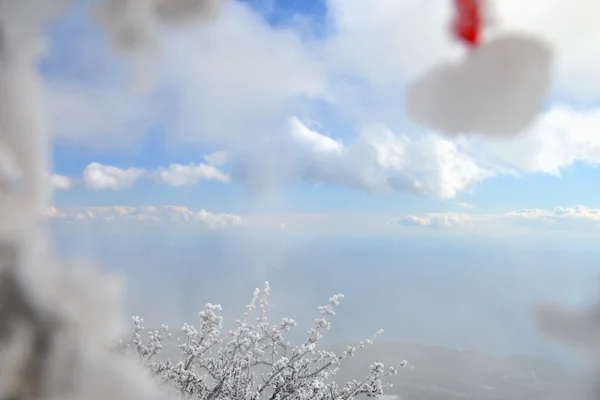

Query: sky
<box><xmin>44</xmin><ymin>0</ymin><xmax>600</xmax><ymax>230</ymax></box>
<box><xmin>36</xmin><ymin>0</ymin><xmax>600</xmax><ymax>364</ymax></box>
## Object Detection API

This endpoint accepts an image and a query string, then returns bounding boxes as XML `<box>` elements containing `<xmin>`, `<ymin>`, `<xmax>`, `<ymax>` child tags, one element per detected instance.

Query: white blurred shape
<box><xmin>49</xmin><ymin>174</ymin><xmax>72</xmax><ymax>191</ymax></box>
<box><xmin>406</xmin><ymin>34</ymin><xmax>553</xmax><ymax>137</ymax></box>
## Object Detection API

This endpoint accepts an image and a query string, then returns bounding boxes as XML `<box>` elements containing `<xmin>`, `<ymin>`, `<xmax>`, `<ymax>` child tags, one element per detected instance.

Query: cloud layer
<box><xmin>45</xmin><ymin>205</ymin><xmax>245</xmax><ymax>230</ymax></box>
<box><xmin>42</xmin><ymin>204</ymin><xmax>600</xmax><ymax>236</ymax></box>
<box><xmin>394</xmin><ymin>206</ymin><xmax>600</xmax><ymax>233</ymax></box>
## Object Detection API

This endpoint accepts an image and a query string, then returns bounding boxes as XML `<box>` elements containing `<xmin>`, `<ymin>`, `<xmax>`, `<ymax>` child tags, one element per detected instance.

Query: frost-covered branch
<box><xmin>116</xmin><ymin>282</ymin><xmax>406</xmax><ymax>400</ymax></box>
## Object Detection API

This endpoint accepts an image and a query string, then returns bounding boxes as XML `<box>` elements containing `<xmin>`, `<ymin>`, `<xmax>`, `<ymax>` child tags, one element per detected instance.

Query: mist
<box><xmin>50</xmin><ymin>225</ymin><xmax>598</xmax><ymax>367</ymax></box>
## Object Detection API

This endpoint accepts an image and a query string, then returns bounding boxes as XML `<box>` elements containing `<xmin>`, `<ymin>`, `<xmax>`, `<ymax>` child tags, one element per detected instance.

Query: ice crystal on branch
<box><xmin>116</xmin><ymin>282</ymin><xmax>405</xmax><ymax>400</ymax></box>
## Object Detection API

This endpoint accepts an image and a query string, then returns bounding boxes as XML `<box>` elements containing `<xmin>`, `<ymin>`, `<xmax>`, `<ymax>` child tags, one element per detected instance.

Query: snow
<box><xmin>115</xmin><ymin>283</ymin><xmax>405</xmax><ymax>399</ymax></box>
<box><xmin>406</xmin><ymin>34</ymin><xmax>553</xmax><ymax>138</ymax></box>
<box><xmin>0</xmin><ymin>1</ymin><xmax>226</xmax><ymax>400</ymax></box>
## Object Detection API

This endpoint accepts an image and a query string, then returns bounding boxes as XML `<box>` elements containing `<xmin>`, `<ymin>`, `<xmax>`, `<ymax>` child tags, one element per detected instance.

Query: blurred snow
<box><xmin>535</xmin><ymin>299</ymin><xmax>600</xmax><ymax>400</ymax></box>
<box><xmin>406</xmin><ymin>34</ymin><xmax>553</xmax><ymax>138</ymax></box>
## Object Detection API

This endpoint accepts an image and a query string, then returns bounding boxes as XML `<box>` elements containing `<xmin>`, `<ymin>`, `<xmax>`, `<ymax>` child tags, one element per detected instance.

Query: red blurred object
<box><xmin>453</xmin><ymin>0</ymin><xmax>482</xmax><ymax>48</ymax></box>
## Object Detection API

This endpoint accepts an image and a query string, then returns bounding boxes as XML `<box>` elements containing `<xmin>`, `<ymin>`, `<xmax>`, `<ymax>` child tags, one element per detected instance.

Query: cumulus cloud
<box><xmin>83</xmin><ymin>162</ymin><xmax>145</xmax><ymax>191</ymax></box>
<box><xmin>406</xmin><ymin>34</ymin><xmax>553</xmax><ymax>137</ymax></box>
<box><xmin>289</xmin><ymin>117</ymin><xmax>344</xmax><ymax>154</ymax></box>
<box><xmin>44</xmin><ymin>205</ymin><xmax>245</xmax><ymax>230</ymax></box>
<box><xmin>242</xmin><ymin>104</ymin><xmax>600</xmax><ymax>198</ymax></box>
<box><xmin>55</xmin><ymin>157</ymin><xmax>230</xmax><ymax>191</ymax></box>
<box><xmin>462</xmin><ymin>105</ymin><xmax>600</xmax><ymax>175</ymax></box>
<box><xmin>244</xmin><ymin>117</ymin><xmax>494</xmax><ymax>198</ymax></box>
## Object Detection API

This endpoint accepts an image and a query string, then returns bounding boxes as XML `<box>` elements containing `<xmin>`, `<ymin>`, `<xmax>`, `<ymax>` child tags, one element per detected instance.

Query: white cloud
<box><xmin>271</xmin><ymin>118</ymin><xmax>493</xmax><ymax>198</ymax></box>
<box><xmin>154</xmin><ymin>162</ymin><xmax>230</xmax><ymax>186</ymax></box>
<box><xmin>82</xmin><ymin>162</ymin><xmax>145</xmax><ymax>191</ymax></box>
<box><xmin>262</xmin><ymin>105</ymin><xmax>600</xmax><ymax>198</ymax></box>
<box><xmin>288</xmin><ymin>117</ymin><xmax>343</xmax><ymax>154</ymax></box>
<box><xmin>44</xmin><ymin>205</ymin><xmax>245</xmax><ymax>230</ymax></box>
<box><xmin>55</xmin><ymin>159</ymin><xmax>230</xmax><ymax>191</ymax></box>
<box><xmin>463</xmin><ymin>105</ymin><xmax>600</xmax><ymax>175</ymax></box>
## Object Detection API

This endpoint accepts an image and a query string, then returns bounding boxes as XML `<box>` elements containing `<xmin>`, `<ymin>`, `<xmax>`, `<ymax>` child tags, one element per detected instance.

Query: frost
<box><xmin>406</xmin><ymin>34</ymin><xmax>554</xmax><ymax>138</ymax></box>
<box><xmin>114</xmin><ymin>283</ymin><xmax>405</xmax><ymax>400</ymax></box>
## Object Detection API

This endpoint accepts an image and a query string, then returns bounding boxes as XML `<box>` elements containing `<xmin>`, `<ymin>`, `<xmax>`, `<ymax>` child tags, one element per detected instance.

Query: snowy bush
<box><xmin>113</xmin><ymin>282</ymin><xmax>405</xmax><ymax>400</ymax></box>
